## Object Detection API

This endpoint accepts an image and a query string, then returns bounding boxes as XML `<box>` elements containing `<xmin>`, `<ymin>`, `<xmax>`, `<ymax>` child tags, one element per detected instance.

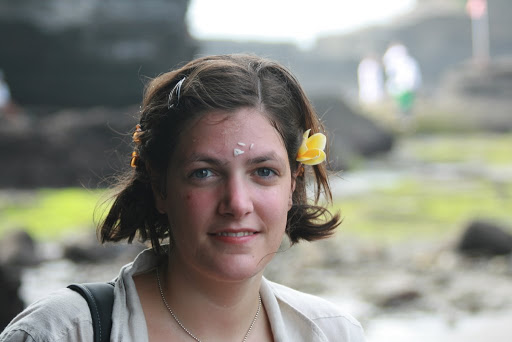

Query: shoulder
<box><xmin>266</xmin><ymin>279</ymin><xmax>361</xmax><ymax>324</ymax></box>
<box><xmin>264</xmin><ymin>279</ymin><xmax>365</xmax><ymax>341</ymax></box>
<box><xmin>0</xmin><ymin>288</ymin><xmax>93</xmax><ymax>342</ymax></box>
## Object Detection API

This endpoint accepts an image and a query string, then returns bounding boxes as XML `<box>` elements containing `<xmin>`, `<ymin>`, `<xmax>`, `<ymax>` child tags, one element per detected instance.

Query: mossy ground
<box><xmin>0</xmin><ymin>188</ymin><xmax>106</xmax><ymax>240</ymax></box>
<box><xmin>331</xmin><ymin>176</ymin><xmax>512</xmax><ymax>243</ymax></box>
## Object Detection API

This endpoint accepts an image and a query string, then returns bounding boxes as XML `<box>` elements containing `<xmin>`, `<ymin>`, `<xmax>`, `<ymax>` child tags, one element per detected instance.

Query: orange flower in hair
<box><xmin>130</xmin><ymin>151</ymin><xmax>139</xmax><ymax>168</ymax></box>
<box><xmin>132</xmin><ymin>124</ymin><xmax>143</xmax><ymax>144</ymax></box>
<box><xmin>296</xmin><ymin>129</ymin><xmax>326</xmax><ymax>166</ymax></box>
<box><xmin>131</xmin><ymin>124</ymin><xmax>143</xmax><ymax>168</ymax></box>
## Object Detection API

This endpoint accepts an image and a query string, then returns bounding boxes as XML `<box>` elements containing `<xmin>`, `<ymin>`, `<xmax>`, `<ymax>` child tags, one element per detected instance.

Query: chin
<box><xmin>207</xmin><ymin>256</ymin><xmax>270</xmax><ymax>282</ymax></box>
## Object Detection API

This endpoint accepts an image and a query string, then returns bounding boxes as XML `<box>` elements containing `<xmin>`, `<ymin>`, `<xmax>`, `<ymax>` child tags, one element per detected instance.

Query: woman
<box><xmin>0</xmin><ymin>54</ymin><xmax>365</xmax><ymax>341</ymax></box>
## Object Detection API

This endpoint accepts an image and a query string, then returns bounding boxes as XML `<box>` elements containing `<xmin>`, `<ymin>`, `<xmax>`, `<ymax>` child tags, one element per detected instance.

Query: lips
<box><xmin>215</xmin><ymin>231</ymin><xmax>255</xmax><ymax>237</ymax></box>
<box><xmin>208</xmin><ymin>229</ymin><xmax>259</xmax><ymax>243</ymax></box>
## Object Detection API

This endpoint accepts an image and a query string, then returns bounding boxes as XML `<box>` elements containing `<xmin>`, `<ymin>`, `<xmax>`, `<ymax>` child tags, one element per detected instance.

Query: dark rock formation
<box><xmin>440</xmin><ymin>58</ymin><xmax>512</xmax><ymax>101</ymax></box>
<box><xmin>457</xmin><ymin>219</ymin><xmax>512</xmax><ymax>256</ymax></box>
<box><xmin>378</xmin><ymin>289</ymin><xmax>422</xmax><ymax>309</ymax></box>
<box><xmin>0</xmin><ymin>229</ymin><xmax>41</xmax><ymax>267</ymax></box>
<box><xmin>312</xmin><ymin>96</ymin><xmax>395</xmax><ymax>170</ymax></box>
<box><xmin>63</xmin><ymin>232</ymin><xmax>146</xmax><ymax>264</ymax></box>
<box><xmin>0</xmin><ymin>230</ymin><xmax>36</xmax><ymax>328</ymax></box>
<box><xmin>0</xmin><ymin>95</ymin><xmax>394</xmax><ymax>188</ymax></box>
<box><xmin>0</xmin><ymin>264</ymin><xmax>24</xmax><ymax>331</ymax></box>
<box><xmin>0</xmin><ymin>107</ymin><xmax>137</xmax><ymax>188</ymax></box>
<box><xmin>436</xmin><ymin>57</ymin><xmax>512</xmax><ymax>132</ymax></box>
<box><xmin>0</xmin><ymin>0</ymin><xmax>196</xmax><ymax>107</ymax></box>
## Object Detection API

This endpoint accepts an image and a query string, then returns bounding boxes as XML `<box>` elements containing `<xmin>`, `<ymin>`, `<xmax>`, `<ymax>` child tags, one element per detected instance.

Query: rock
<box><xmin>439</xmin><ymin>58</ymin><xmax>512</xmax><ymax>102</ymax></box>
<box><xmin>0</xmin><ymin>0</ymin><xmax>196</xmax><ymax>107</ymax></box>
<box><xmin>0</xmin><ymin>107</ymin><xmax>136</xmax><ymax>188</ymax></box>
<box><xmin>378</xmin><ymin>289</ymin><xmax>422</xmax><ymax>309</ymax></box>
<box><xmin>367</xmin><ymin>272</ymin><xmax>423</xmax><ymax>310</ymax></box>
<box><xmin>63</xmin><ymin>243</ymin><xmax>120</xmax><ymax>264</ymax></box>
<box><xmin>0</xmin><ymin>97</ymin><xmax>395</xmax><ymax>187</ymax></box>
<box><xmin>0</xmin><ymin>264</ymin><xmax>24</xmax><ymax>331</ymax></box>
<box><xmin>457</xmin><ymin>220</ymin><xmax>512</xmax><ymax>256</ymax></box>
<box><xmin>63</xmin><ymin>232</ymin><xmax>146</xmax><ymax>263</ymax></box>
<box><xmin>0</xmin><ymin>229</ymin><xmax>41</xmax><ymax>267</ymax></box>
<box><xmin>452</xmin><ymin>291</ymin><xmax>486</xmax><ymax>314</ymax></box>
<box><xmin>312</xmin><ymin>96</ymin><xmax>395</xmax><ymax>170</ymax></box>
<box><xmin>436</xmin><ymin>58</ymin><xmax>512</xmax><ymax>132</ymax></box>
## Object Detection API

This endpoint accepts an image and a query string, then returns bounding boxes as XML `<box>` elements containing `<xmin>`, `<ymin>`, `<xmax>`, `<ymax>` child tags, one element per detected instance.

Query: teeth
<box><xmin>217</xmin><ymin>232</ymin><xmax>254</xmax><ymax>237</ymax></box>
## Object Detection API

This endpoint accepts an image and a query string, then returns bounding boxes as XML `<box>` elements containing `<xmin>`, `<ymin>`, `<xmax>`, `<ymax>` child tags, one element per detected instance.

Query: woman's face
<box><xmin>156</xmin><ymin>107</ymin><xmax>295</xmax><ymax>282</ymax></box>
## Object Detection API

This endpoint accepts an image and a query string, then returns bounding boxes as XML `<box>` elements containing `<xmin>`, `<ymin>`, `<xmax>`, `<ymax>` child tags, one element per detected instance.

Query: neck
<box><xmin>159</xmin><ymin>255</ymin><xmax>264</xmax><ymax>341</ymax></box>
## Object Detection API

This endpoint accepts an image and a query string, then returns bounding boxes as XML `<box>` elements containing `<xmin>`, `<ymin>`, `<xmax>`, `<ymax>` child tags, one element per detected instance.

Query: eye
<box><xmin>256</xmin><ymin>167</ymin><xmax>275</xmax><ymax>177</ymax></box>
<box><xmin>191</xmin><ymin>169</ymin><xmax>213</xmax><ymax>179</ymax></box>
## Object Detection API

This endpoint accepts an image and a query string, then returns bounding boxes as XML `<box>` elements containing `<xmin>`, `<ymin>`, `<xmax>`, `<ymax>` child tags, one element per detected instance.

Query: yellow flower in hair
<box><xmin>296</xmin><ymin>129</ymin><xmax>327</xmax><ymax>165</ymax></box>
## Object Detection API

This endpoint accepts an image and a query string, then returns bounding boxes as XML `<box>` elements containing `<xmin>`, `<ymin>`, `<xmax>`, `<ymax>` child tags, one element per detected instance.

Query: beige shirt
<box><xmin>0</xmin><ymin>249</ymin><xmax>365</xmax><ymax>342</ymax></box>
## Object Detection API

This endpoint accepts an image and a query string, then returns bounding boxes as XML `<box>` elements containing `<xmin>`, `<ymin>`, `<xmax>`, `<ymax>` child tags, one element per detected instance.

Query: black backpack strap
<box><xmin>68</xmin><ymin>282</ymin><xmax>115</xmax><ymax>342</ymax></box>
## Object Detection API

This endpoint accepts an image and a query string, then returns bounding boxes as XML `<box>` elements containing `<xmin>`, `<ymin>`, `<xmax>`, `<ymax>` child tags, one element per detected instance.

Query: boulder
<box><xmin>0</xmin><ymin>264</ymin><xmax>24</xmax><ymax>331</ymax></box>
<box><xmin>0</xmin><ymin>229</ymin><xmax>41</xmax><ymax>267</ymax></box>
<box><xmin>457</xmin><ymin>220</ymin><xmax>512</xmax><ymax>256</ymax></box>
<box><xmin>0</xmin><ymin>96</ymin><xmax>395</xmax><ymax>188</ymax></box>
<box><xmin>311</xmin><ymin>96</ymin><xmax>395</xmax><ymax>170</ymax></box>
<box><xmin>0</xmin><ymin>107</ymin><xmax>136</xmax><ymax>188</ymax></box>
<box><xmin>62</xmin><ymin>232</ymin><xmax>146</xmax><ymax>264</ymax></box>
<box><xmin>378</xmin><ymin>289</ymin><xmax>422</xmax><ymax>309</ymax></box>
<box><xmin>0</xmin><ymin>0</ymin><xmax>196</xmax><ymax>107</ymax></box>
<box><xmin>437</xmin><ymin>57</ymin><xmax>512</xmax><ymax>132</ymax></box>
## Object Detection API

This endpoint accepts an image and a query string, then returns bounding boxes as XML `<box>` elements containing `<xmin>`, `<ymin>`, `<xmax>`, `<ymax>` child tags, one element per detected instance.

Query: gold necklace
<box><xmin>156</xmin><ymin>268</ymin><xmax>261</xmax><ymax>342</ymax></box>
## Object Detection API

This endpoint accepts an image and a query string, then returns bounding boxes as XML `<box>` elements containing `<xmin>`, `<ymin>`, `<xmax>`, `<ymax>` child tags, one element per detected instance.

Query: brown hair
<box><xmin>99</xmin><ymin>54</ymin><xmax>341</xmax><ymax>254</ymax></box>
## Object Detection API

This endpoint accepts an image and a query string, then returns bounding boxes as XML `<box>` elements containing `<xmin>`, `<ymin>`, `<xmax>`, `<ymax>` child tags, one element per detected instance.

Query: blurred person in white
<box><xmin>0</xmin><ymin>70</ymin><xmax>21</xmax><ymax>121</ymax></box>
<box><xmin>357</xmin><ymin>54</ymin><xmax>384</xmax><ymax>105</ymax></box>
<box><xmin>0</xmin><ymin>54</ymin><xmax>365</xmax><ymax>342</ymax></box>
<box><xmin>0</xmin><ymin>70</ymin><xmax>12</xmax><ymax>115</ymax></box>
<box><xmin>382</xmin><ymin>42</ymin><xmax>422</xmax><ymax>124</ymax></box>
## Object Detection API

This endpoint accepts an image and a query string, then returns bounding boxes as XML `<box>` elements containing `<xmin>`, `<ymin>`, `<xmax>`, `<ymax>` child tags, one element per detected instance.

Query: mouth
<box><xmin>213</xmin><ymin>231</ymin><xmax>256</xmax><ymax>237</ymax></box>
<box><xmin>208</xmin><ymin>229</ymin><xmax>259</xmax><ymax>244</ymax></box>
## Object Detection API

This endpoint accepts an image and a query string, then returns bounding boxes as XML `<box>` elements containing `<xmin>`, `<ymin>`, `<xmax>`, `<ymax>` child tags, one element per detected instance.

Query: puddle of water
<box><xmin>364</xmin><ymin>312</ymin><xmax>512</xmax><ymax>342</ymax></box>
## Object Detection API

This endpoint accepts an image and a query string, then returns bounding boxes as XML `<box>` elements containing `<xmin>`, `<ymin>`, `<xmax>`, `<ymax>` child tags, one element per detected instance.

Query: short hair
<box><xmin>99</xmin><ymin>54</ymin><xmax>341</xmax><ymax>254</ymax></box>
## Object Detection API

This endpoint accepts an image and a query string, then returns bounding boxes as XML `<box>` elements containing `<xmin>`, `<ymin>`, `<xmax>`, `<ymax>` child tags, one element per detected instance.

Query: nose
<box><xmin>218</xmin><ymin>175</ymin><xmax>254</xmax><ymax>219</ymax></box>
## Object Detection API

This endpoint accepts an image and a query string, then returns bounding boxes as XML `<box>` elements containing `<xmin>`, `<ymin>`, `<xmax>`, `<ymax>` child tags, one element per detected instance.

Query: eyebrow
<box><xmin>246</xmin><ymin>152</ymin><xmax>282</xmax><ymax>165</ymax></box>
<box><xmin>184</xmin><ymin>152</ymin><xmax>285</xmax><ymax>167</ymax></box>
<box><xmin>184</xmin><ymin>153</ymin><xmax>228</xmax><ymax>167</ymax></box>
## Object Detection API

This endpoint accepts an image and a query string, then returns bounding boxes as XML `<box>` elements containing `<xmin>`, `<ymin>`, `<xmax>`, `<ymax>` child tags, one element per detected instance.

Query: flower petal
<box><xmin>303</xmin><ymin>129</ymin><xmax>311</xmax><ymax>139</ymax></box>
<box><xmin>296</xmin><ymin>149</ymin><xmax>320</xmax><ymax>162</ymax></box>
<box><xmin>306</xmin><ymin>133</ymin><xmax>326</xmax><ymax>151</ymax></box>
<box><xmin>297</xmin><ymin>129</ymin><xmax>311</xmax><ymax>158</ymax></box>
<box><xmin>300</xmin><ymin>150</ymin><xmax>326</xmax><ymax>165</ymax></box>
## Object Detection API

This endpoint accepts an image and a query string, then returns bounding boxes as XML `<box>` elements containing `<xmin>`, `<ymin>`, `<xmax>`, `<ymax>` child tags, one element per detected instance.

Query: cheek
<box><xmin>259</xmin><ymin>187</ymin><xmax>291</xmax><ymax>222</ymax></box>
<box><xmin>179</xmin><ymin>190</ymin><xmax>215</xmax><ymax>215</ymax></box>
<box><xmin>166</xmin><ymin>190</ymin><xmax>197</xmax><ymax>219</ymax></box>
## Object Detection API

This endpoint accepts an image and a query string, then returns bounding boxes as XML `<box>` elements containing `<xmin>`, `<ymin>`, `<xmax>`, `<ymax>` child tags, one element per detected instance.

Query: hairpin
<box><xmin>131</xmin><ymin>124</ymin><xmax>143</xmax><ymax>168</ymax></box>
<box><xmin>132</xmin><ymin>124</ymin><xmax>143</xmax><ymax>144</ymax></box>
<box><xmin>296</xmin><ymin>129</ymin><xmax>326</xmax><ymax>166</ymax></box>
<box><xmin>168</xmin><ymin>77</ymin><xmax>187</xmax><ymax>109</ymax></box>
<box><xmin>130</xmin><ymin>151</ymin><xmax>139</xmax><ymax>168</ymax></box>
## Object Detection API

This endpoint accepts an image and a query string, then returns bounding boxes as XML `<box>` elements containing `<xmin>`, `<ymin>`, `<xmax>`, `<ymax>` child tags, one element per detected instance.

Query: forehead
<box><xmin>174</xmin><ymin>107</ymin><xmax>286</xmax><ymax>159</ymax></box>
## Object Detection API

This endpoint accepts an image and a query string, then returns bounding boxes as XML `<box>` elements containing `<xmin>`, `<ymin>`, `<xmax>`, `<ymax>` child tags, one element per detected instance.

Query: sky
<box><xmin>187</xmin><ymin>0</ymin><xmax>418</xmax><ymax>48</ymax></box>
